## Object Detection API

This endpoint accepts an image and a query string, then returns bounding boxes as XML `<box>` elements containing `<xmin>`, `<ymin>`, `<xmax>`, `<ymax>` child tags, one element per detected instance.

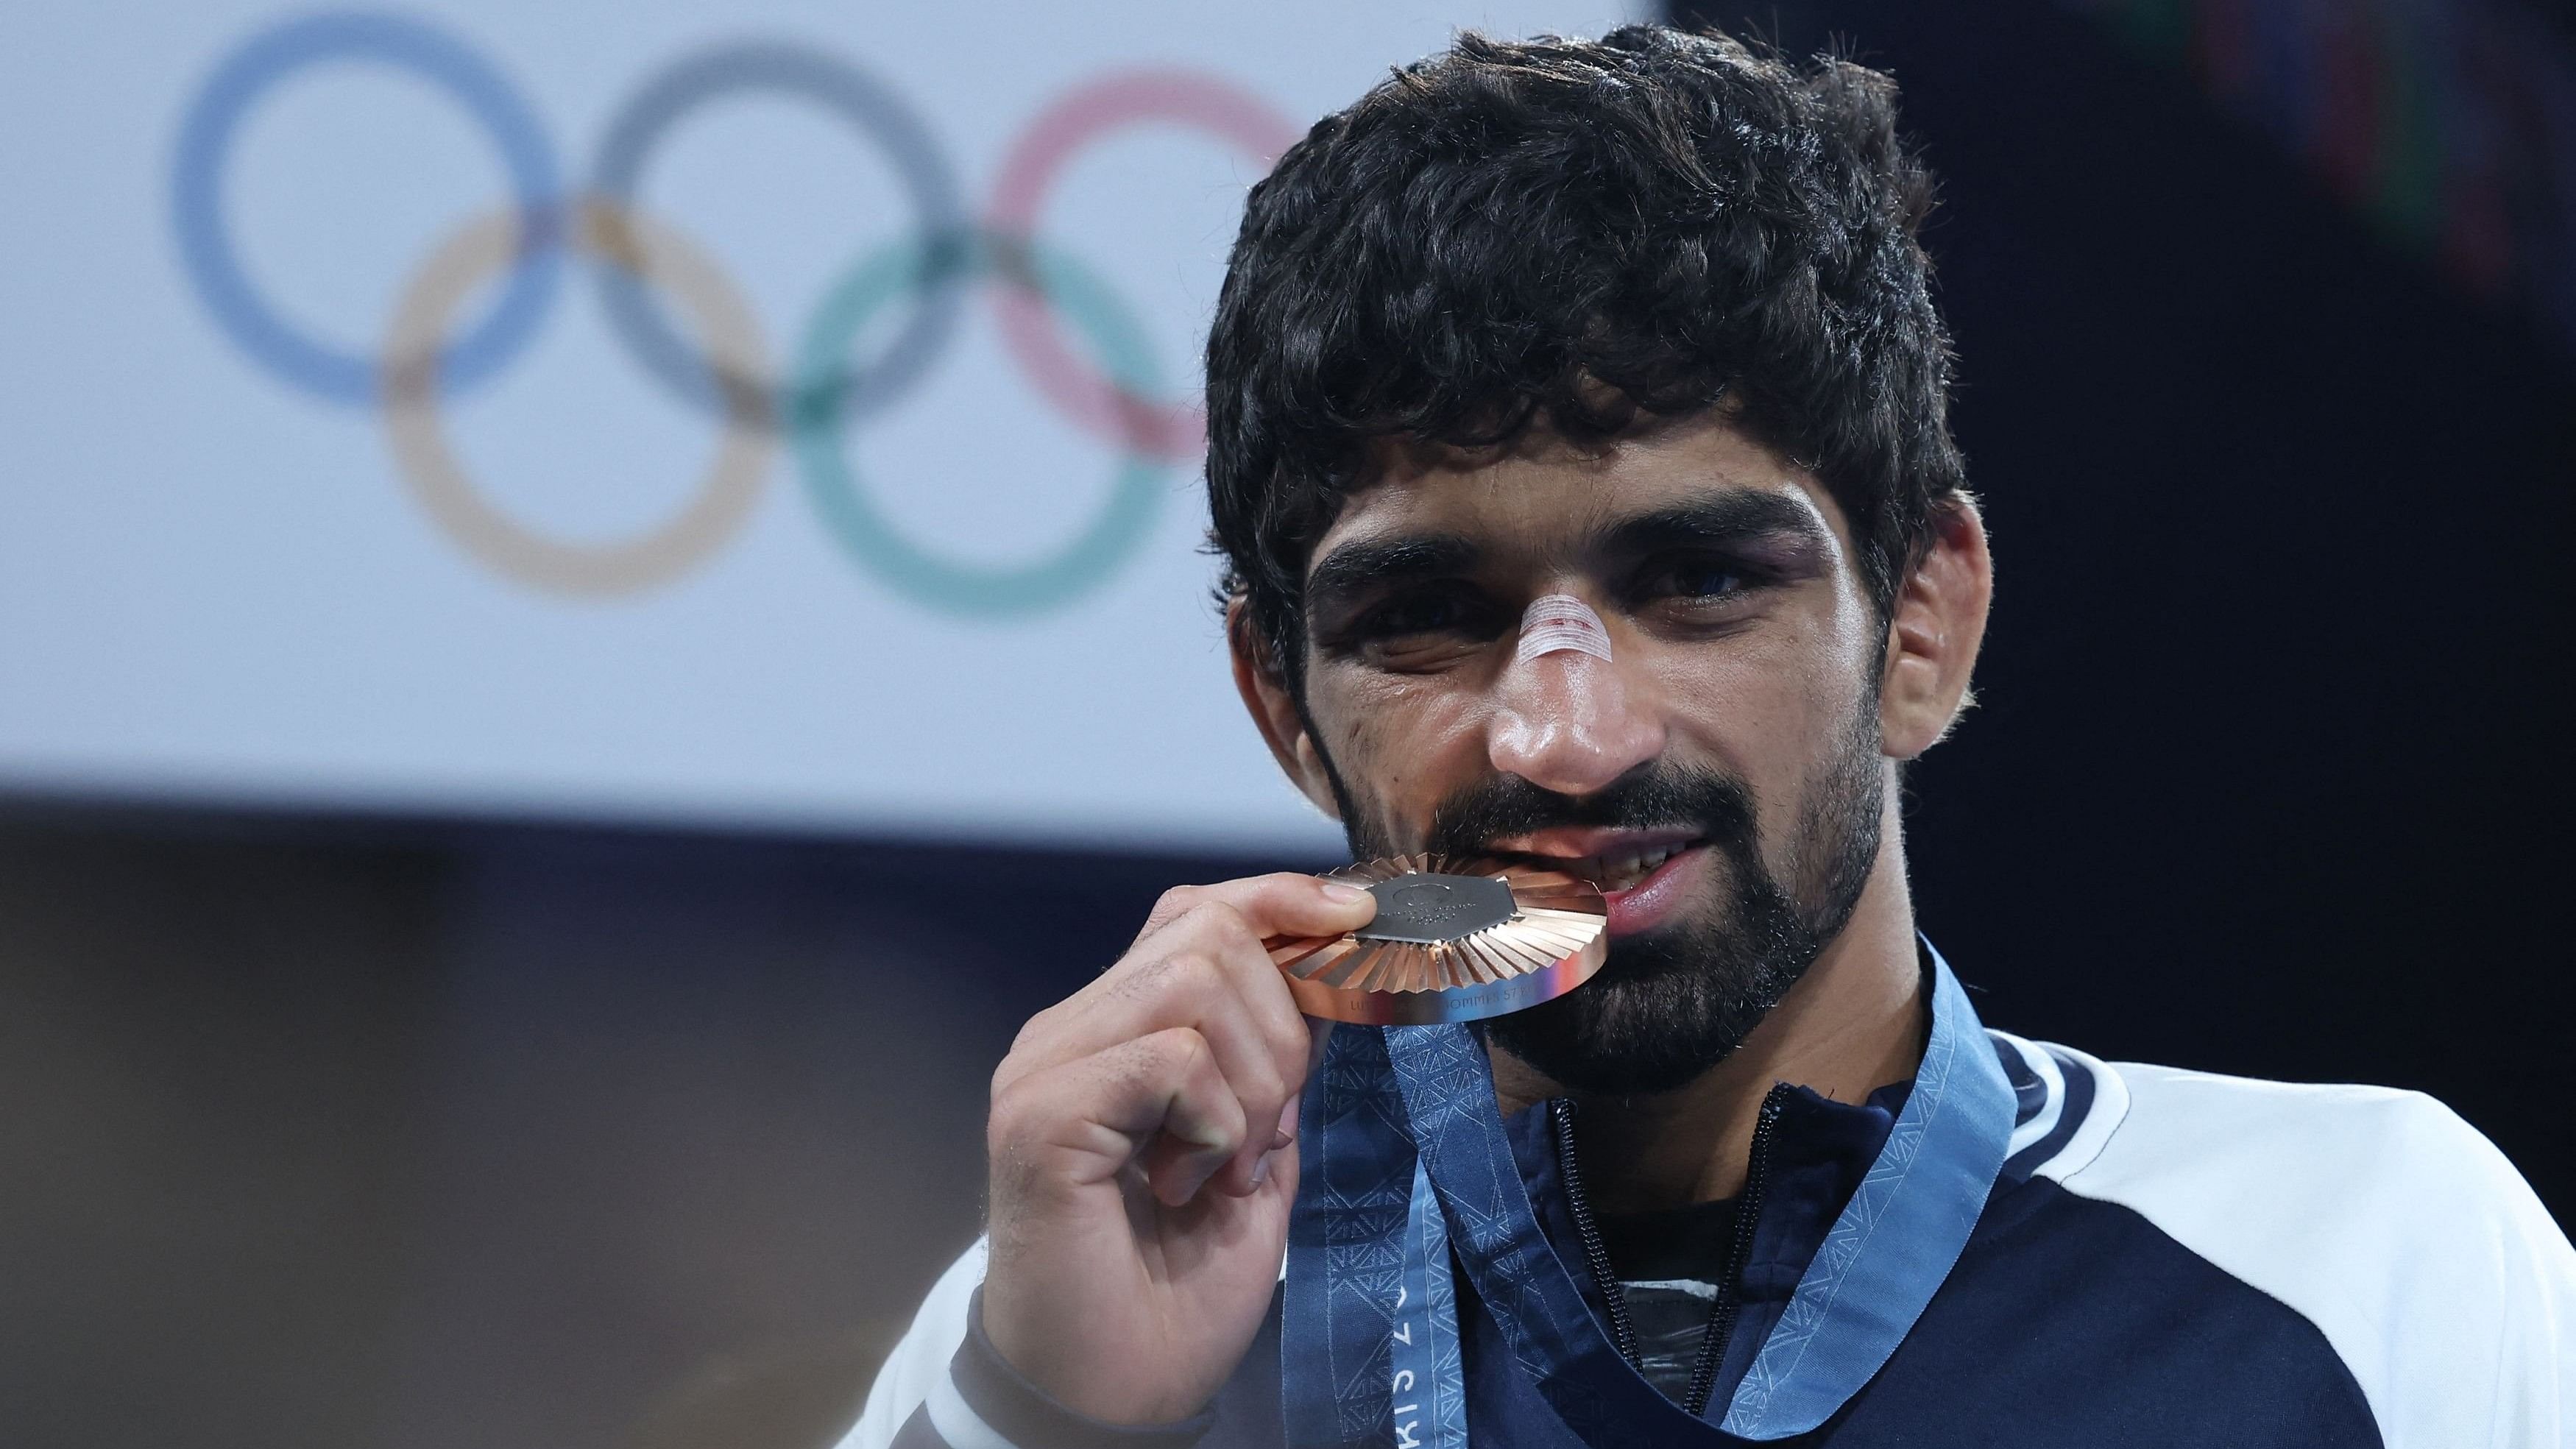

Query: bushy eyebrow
<box><xmin>1596</xmin><ymin>492</ymin><xmax>1831</xmax><ymax>560</ymax></box>
<box><xmin>1300</xmin><ymin>489</ymin><xmax>1831</xmax><ymax>626</ymax></box>
<box><xmin>1303</xmin><ymin>533</ymin><xmax>1480</xmax><ymax>614</ymax></box>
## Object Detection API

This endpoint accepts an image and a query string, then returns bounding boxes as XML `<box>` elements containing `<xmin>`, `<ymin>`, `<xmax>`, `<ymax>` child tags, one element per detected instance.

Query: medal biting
<box><xmin>1264</xmin><ymin>855</ymin><xmax>1609</xmax><ymax>1024</ymax></box>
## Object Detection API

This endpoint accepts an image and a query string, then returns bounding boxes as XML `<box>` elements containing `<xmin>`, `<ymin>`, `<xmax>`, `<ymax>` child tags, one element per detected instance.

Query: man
<box><xmin>849</xmin><ymin>26</ymin><xmax>2573</xmax><ymax>1448</ymax></box>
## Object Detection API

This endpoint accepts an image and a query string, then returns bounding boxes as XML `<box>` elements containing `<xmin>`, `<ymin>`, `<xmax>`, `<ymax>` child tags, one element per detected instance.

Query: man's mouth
<box><xmin>1484</xmin><ymin>829</ymin><xmax>1702</xmax><ymax>884</ymax></box>
<box><xmin>1526</xmin><ymin>840</ymin><xmax>1700</xmax><ymax>892</ymax></box>
<box><xmin>1481</xmin><ymin>830</ymin><xmax>1712</xmax><ymax>935</ymax></box>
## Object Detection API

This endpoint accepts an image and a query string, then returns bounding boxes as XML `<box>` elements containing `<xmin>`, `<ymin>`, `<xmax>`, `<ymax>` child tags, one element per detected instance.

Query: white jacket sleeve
<box><xmin>836</xmin><ymin>1238</ymin><xmax>988</xmax><ymax>1449</ymax></box>
<box><xmin>2050</xmin><ymin>1066</ymin><xmax>2575</xmax><ymax>1449</ymax></box>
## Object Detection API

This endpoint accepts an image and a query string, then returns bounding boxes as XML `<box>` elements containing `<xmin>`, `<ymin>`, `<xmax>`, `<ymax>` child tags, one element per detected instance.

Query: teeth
<box><xmin>1580</xmin><ymin>844</ymin><xmax>1681</xmax><ymax>890</ymax></box>
<box><xmin>1509</xmin><ymin>843</ymin><xmax>1693</xmax><ymax>889</ymax></box>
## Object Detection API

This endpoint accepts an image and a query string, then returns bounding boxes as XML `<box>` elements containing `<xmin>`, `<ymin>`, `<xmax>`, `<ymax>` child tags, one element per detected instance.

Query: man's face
<box><xmin>1283</xmin><ymin>414</ymin><xmax>1894</xmax><ymax>1097</ymax></box>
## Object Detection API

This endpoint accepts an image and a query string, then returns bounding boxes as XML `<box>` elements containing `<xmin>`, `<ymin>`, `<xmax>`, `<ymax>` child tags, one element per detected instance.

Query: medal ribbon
<box><xmin>1284</xmin><ymin>1025</ymin><xmax>1467</xmax><ymax>1449</ymax></box>
<box><xmin>1284</xmin><ymin>952</ymin><xmax>2015</xmax><ymax>1445</ymax></box>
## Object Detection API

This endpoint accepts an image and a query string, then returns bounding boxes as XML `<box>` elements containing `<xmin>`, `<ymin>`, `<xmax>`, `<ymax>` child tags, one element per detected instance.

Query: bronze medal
<box><xmin>1266</xmin><ymin>855</ymin><xmax>1609</xmax><ymax>1024</ymax></box>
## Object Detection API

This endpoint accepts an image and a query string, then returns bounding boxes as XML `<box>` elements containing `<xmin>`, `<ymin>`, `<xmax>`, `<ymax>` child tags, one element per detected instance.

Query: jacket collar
<box><xmin>1287</xmin><ymin>944</ymin><xmax>2020</xmax><ymax>1445</ymax></box>
<box><xmin>1714</xmin><ymin>943</ymin><xmax>2017</xmax><ymax>1437</ymax></box>
<box><xmin>1493</xmin><ymin>943</ymin><xmax>2024</xmax><ymax>1439</ymax></box>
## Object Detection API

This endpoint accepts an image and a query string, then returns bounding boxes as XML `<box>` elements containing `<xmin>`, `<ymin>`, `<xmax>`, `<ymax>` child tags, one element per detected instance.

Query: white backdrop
<box><xmin>0</xmin><ymin>0</ymin><xmax>1632</xmax><ymax>849</ymax></box>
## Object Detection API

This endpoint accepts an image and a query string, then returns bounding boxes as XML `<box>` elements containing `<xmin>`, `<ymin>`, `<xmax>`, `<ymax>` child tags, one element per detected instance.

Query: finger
<box><xmin>1168</xmin><ymin>918</ymin><xmax>1309</xmax><ymax>1196</ymax></box>
<box><xmin>1258</xmin><ymin>1121</ymin><xmax>1301</xmax><ymax>1202</ymax></box>
<box><xmin>1272</xmin><ymin>1016</ymin><xmax>1334</xmax><ymax>1150</ymax></box>
<box><xmin>1114</xmin><ymin>1029</ymin><xmax>1250</xmax><ymax>1208</ymax></box>
<box><xmin>1217</xmin><ymin>1013</ymin><xmax>1339</xmax><ymax>1197</ymax></box>
<box><xmin>1020</xmin><ymin>899</ymin><xmax>1316</xmax><ymax>1094</ymax></box>
<box><xmin>993</xmin><ymin>1027</ymin><xmax>1245</xmax><ymax>1207</ymax></box>
<box><xmin>1134</xmin><ymin>873</ymin><xmax>1376</xmax><ymax>948</ymax></box>
<box><xmin>1050</xmin><ymin>877</ymin><xmax>1366</xmax><ymax>1066</ymax></box>
<box><xmin>997</xmin><ymin>877</ymin><xmax>1369</xmax><ymax>1147</ymax></box>
<box><xmin>1237</xmin><ymin>1028</ymin><xmax>1324</xmax><ymax>1205</ymax></box>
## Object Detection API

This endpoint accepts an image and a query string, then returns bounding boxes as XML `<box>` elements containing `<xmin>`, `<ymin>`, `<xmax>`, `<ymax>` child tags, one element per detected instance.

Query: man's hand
<box><xmin>981</xmin><ymin>874</ymin><xmax>1373</xmax><ymax>1425</ymax></box>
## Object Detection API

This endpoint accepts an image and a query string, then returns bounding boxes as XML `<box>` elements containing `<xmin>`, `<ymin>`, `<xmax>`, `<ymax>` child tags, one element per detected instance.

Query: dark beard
<box><xmin>1336</xmin><ymin>715</ymin><xmax>1885</xmax><ymax>1097</ymax></box>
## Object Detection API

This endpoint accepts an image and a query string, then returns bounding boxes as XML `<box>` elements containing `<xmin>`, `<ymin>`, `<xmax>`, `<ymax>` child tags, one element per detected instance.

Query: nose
<box><xmin>1486</xmin><ymin>609</ymin><xmax>1664</xmax><ymax>797</ymax></box>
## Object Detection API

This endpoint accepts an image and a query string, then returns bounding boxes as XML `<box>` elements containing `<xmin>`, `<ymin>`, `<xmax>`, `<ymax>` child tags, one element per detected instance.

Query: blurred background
<box><xmin>2</xmin><ymin>1</ymin><xmax>2568</xmax><ymax>1446</ymax></box>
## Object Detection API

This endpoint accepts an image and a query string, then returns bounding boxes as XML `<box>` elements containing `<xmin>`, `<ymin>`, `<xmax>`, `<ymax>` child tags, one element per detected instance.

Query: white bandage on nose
<box><xmin>1515</xmin><ymin>594</ymin><xmax>1613</xmax><ymax>664</ymax></box>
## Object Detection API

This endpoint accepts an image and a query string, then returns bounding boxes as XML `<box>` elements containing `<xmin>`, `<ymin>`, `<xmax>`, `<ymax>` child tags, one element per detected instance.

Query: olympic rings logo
<box><xmin>171</xmin><ymin>12</ymin><xmax>1295</xmax><ymax>612</ymax></box>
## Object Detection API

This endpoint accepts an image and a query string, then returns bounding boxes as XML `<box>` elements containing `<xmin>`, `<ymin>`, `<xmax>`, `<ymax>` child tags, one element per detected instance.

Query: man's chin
<box><xmin>1487</xmin><ymin>1001</ymin><xmax>1735</xmax><ymax>1098</ymax></box>
<box><xmin>1486</xmin><ymin>966</ymin><xmax>1747</xmax><ymax>1099</ymax></box>
<box><xmin>1484</xmin><ymin>907</ymin><xmax>1818</xmax><ymax>1098</ymax></box>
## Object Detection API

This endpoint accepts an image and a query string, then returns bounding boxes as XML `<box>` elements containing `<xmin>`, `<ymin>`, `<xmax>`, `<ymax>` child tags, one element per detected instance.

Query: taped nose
<box><xmin>1487</xmin><ymin>596</ymin><xmax>1661</xmax><ymax>795</ymax></box>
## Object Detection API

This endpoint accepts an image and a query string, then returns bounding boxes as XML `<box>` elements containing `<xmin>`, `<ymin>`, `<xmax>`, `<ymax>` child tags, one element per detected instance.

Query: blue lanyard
<box><xmin>1282</xmin><ymin>1025</ymin><xmax>1468</xmax><ymax>1449</ymax></box>
<box><xmin>1281</xmin><ymin>952</ymin><xmax>2016</xmax><ymax>1446</ymax></box>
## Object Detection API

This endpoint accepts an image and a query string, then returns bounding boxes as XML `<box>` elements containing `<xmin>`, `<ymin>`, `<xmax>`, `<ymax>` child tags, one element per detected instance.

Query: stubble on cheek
<box><xmin>1479</xmin><ymin>699</ymin><xmax>1888</xmax><ymax>1097</ymax></box>
<box><xmin>1308</xmin><ymin>667</ymin><xmax>1483</xmax><ymax>858</ymax></box>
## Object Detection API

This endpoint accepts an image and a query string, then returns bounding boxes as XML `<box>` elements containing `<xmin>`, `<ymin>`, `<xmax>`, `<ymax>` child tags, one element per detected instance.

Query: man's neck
<box><xmin>1489</xmin><ymin>812</ymin><xmax>1928</xmax><ymax>1216</ymax></box>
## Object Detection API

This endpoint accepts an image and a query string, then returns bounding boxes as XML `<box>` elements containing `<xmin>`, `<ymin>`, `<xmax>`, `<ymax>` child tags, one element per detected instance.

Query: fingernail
<box><xmin>1250</xmin><ymin>1153</ymin><xmax>1273</xmax><ymax>1188</ymax></box>
<box><xmin>1278</xmin><ymin>1092</ymin><xmax>1303</xmax><ymax>1139</ymax></box>
<box><xmin>1321</xmin><ymin>882</ymin><xmax>1371</xmax><ymax>904</ymax></box>
<box><xmin>1269</xmin><ymin>1130</ymin><xmax>1294</xmax><ymax>1152</ymax></box>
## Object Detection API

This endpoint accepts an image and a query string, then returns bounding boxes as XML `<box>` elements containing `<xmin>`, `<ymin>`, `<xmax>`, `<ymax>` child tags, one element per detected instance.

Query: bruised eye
<box><xmin>1638</xmin><ymin>558</ymin><xmax>1752</xmax><ymax>602</ymax></box>
<box><xmin>1666</xmin><ymin>563</ymin><xmax>1747</xmax><ymax>598</ymax></box>
<box><xmin>1324</xmin><ymin>584</ymin><xmax>1502</xmax><ymax>668</ymax></box>
<box><xmin>1621</xmin><ymin>552</ymin><xmax>1788</xmax><ymax>628</ymax></box>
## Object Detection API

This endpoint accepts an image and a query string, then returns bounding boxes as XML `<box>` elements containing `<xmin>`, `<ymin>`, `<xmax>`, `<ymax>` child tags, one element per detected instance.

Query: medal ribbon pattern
<box><xmin>1282</xmin><ymin>951</ymin><xmax>2019</xmax><ymax>1445</ymax></box>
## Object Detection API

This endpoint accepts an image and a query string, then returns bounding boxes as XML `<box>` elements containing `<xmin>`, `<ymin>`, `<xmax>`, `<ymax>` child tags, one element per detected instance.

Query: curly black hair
<box><xmin>1204</xmin><ymin>24</ymin><xmax>1966</xmax><ymax>688</ymax></box>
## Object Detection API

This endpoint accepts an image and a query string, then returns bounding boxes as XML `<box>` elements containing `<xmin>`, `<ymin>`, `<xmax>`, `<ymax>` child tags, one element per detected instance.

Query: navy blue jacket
<box><xmin>851</xmin><ymin>960</ymin><xmax>2572</xmax><ymax>1448</ymax></box>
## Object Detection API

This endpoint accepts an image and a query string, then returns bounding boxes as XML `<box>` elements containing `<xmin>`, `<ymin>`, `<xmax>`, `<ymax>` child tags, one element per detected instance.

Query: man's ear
<box><xmin>1228</xmin><ymin>598</ymin><xmax>1343</xmax><ymax>820</ymax></box>
<box><xmin>1879</xmin><ymin>495</ymin><xmax>1992</xmax><ymax>760</ymax></box>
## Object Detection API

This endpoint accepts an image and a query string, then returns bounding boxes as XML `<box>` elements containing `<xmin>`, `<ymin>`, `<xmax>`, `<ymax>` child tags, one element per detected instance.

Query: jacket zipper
<box><xmin>1551</xmin><ymin>1082</ymin><xmax>1791</xmax><ymax>1420</ymax></box>
<box><xmin>1551</xmin><ymin>1097</ymin><xmax>1641</xmax><ymax>1365</ymax></box>
<box><xmin>1684</xmin><ymin>1083</ymin><xmax>1789</xmax><ymax>1417</ymax></box>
